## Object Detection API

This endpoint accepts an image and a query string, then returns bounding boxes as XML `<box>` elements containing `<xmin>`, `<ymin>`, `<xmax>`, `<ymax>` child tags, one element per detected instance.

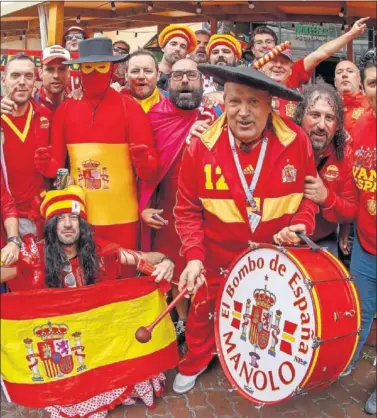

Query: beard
<box><xmin>193</xmin><ymin>50</ymin><xmax>208</xmax><ymax>64</ymax></box>
<box><xmin>165</xmin><ymin>52</ymin><xmax>181</xmax><ymax>65</ymax></box>
<box><xmin>58</xmin><ymin>229</ymin><xmax>80</xmax><ymax>245</ymax></box>
<box><xmin>169</xmin><ymin>85</ymin><xmax>203</xmax><ymax>110</ymax></box>
<box><xmin>309</xmin><ymin>129</ymin><xmax>331</xmax><ymax>151</ymax></box>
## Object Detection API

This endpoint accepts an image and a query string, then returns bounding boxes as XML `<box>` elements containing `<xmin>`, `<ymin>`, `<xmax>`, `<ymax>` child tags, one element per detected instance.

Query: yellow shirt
<box><xmin>135</xmin><ymin>87</ymin><xmax>161</xmax><ymax>113</ymax></box>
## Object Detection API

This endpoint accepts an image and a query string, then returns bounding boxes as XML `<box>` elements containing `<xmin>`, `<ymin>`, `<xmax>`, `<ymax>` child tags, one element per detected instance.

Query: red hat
<box><xmin>40</xmin><ymin>186</ymin><xmax>87</xmax><ymax>221</ymax></box>
<box><xmin>158</xmin><ymin>24</ymin><xmax>197</xmax><ymax>53</ymax></box>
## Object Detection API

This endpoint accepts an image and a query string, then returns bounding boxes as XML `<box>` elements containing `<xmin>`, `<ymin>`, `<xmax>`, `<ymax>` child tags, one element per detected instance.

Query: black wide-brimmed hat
<box><xmin>198</xmin><ymin>64</ymin><xmax>303</xmax><ymax>101</ymax></box>
<box><xmin>63</xmin><ymin>37</ymin><xmax>128</xmax><ymax>65</ymax></box>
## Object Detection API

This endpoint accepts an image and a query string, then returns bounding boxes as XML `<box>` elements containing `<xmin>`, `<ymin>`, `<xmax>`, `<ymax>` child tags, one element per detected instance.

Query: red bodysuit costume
<box><xmin>36</xmin><ymin>58</ymin><xmax>159</xmax><ymax>254</ymax></box>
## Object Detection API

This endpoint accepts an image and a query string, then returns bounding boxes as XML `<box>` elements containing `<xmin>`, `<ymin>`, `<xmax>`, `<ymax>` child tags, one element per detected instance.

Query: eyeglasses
<box><xmin>65</xmin><ymin>33</ymin><xmax>84</xmax><ymax>41</ymax></box>
<box><xmin>113</xmin><ymin>46</ymin><xmax>129</xmax><ymax>54</ymax></box>
<box><xmin>171</xmin><ymin>70</ymin><xmax>201</xmax><ymax>81</ymax></box>
<box><xmin>63</xmin><ymin>261</ymin><xmax>77</xmax><ymax>288</ymax></box>
<box><xmin>254</xmin><ymin>39</ymin><xmax>275</xmax><ymax>46</ymax></box>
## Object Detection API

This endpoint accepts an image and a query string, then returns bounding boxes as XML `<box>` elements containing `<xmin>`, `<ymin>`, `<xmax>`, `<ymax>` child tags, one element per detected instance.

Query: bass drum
<box><xmin>214</xmin><ymin>244</ymin><xmax>361</xmax><ymax>405</ymax></box>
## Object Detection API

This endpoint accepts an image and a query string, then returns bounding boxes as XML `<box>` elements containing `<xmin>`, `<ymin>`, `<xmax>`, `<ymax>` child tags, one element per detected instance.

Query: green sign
<box><xmin>295</xmin><ymin>23</ymin><xmax>329</xmax><ymax>41</ymax></box>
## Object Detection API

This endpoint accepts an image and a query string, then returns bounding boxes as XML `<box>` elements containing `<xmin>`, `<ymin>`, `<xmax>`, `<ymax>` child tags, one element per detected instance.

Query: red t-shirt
<box><xmin>287</xmin><ymin>58</ymin><xmax>312</xmax><ymax>89</ymax></box>
<box><xmin>1</xmin><ymin>102</ymin><xmax>51</xmax><ymax>217</ymax></box>
<box><xmin>352</xmin><ymin>109</ymin><xmax>376</xmax><ymax>254</ymax></box>
<box><xmin>272</xmin><ymin>59</ymin><xmax>312</xmax><ymax>119</ymax></box>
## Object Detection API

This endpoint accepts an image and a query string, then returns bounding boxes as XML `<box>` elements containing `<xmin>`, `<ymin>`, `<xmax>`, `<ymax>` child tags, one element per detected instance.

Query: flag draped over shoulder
<box><xmin>1</xmin><ymin>276</ymin><xmax>178</xmax><ymax>408</ymax></box>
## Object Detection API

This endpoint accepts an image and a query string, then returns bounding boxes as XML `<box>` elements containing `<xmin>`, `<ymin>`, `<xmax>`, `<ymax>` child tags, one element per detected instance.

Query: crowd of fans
<box><xmin>0</xmin><ymin>19</ymin><xmax>376</xmax><ymax>417</ymax></box>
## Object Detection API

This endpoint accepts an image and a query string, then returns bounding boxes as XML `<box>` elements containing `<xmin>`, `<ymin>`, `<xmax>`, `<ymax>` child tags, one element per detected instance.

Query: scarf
<box><xmin>135</xmin><ymin>87</ymin><xmax>161</xmax><ymax>113</ymax></box>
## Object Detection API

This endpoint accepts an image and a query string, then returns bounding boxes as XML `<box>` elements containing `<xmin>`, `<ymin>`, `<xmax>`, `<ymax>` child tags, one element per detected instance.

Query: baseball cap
<box><xmin>42</xmin><ymin>45</ymin><xmax>71</xmax><ymax>64</ymax></box>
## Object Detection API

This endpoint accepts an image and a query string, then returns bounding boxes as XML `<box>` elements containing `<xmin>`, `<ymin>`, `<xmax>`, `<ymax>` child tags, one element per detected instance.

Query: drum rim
<box><xmin>214</xmin><ymin>243</ymin><xmax>321</xmax><ymax>405</ymax></box>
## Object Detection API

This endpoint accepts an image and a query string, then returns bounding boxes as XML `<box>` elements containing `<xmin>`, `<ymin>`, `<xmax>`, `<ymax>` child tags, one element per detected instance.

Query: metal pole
<box><xmin>38</xmin><ymin>4</ymin><xmax>48</xmax><ymax>50</ymax></box>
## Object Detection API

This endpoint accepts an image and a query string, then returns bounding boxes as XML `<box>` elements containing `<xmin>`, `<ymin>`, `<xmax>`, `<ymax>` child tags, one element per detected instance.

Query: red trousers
<box><xmin>179</xmin><ymin>276</ymin><xmax>222</xmax><ymax>376</ymax></box>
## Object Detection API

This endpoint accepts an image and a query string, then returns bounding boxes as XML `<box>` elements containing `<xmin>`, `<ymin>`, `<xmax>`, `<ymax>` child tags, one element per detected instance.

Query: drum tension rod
<box><xmin>312</xmin><ymin>330</ymin><xmax>361</xmax><ymax>349</ymax></box>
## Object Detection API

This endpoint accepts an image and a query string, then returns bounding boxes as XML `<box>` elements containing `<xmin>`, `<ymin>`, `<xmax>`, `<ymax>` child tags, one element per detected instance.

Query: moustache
<box><xmin>311</xmin><ymin>128</ymin><xmax>328</xmax><ymax>138</ymax></box>
<box><xmin>215</xmin><ymin>57</ymin><xmax>227</xmax><ymax>64</ymax></box>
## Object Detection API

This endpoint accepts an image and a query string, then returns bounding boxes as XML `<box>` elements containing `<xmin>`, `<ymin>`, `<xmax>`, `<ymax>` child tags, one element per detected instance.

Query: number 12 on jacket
<box><xmin>204</xmin><ymin>164</ymin><xmax>229</xmax><ymax>190</ymax></box>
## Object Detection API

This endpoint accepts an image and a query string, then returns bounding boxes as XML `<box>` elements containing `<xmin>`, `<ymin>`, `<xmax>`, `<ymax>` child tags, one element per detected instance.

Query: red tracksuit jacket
<box><xmin>312</xmin><ymin>143</ymin><xmax>358</xmax><ymax>241</ymax></box>
<box><xmin>174</xmin><ymin>113</ymin><xmax>318</xmax><ymax>275</ymax></box>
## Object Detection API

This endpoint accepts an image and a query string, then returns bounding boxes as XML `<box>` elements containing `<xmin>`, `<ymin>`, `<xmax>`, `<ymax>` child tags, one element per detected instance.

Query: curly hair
<box><xmin>44</xmin><ymin>216</ymin><xmax>99</xmax><ymax>288</ymax></box>
<box><xmin>293</xmin><ymin>78</ymin><xmax>346</xmax><ymax>161</ymax></box>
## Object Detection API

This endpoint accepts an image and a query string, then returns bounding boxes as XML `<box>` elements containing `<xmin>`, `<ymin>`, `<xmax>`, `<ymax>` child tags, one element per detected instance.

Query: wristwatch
<box><xmin>160</xmin><ymin>256</ymin><xmax>175</xmax><ymax>264</ymax></box>
<box><xmin>7</xmin><ymin>236</ymin><xmax>22</xmax><ymax>249</ymax></box>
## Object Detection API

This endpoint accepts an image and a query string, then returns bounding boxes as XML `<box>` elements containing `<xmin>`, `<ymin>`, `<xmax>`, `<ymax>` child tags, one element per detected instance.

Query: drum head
<box><xmin>215</xmin><ymin>246</ymin><xmax>317</xmax><ymax>405</ymax></box>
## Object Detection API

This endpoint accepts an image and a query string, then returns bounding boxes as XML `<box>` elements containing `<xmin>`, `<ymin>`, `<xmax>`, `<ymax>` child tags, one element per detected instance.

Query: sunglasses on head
<box><xmin>65</xmin><ymin>33</ymin><xmax>84</xmax><ymax>41</ymax></box>
<box><xmin>113</xmin><ymin>46</ymin><xmax>129</xmax><ymax>54</ymax></box>
<box><xmin>63</xmin><ymin>261</ymin><xmax>77</xmax><ymax>288</ymax></box>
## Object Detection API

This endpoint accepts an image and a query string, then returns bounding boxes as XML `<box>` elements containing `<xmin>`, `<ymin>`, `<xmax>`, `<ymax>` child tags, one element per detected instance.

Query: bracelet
<box><xmin>160</xmin><ymin>255</ymin><xmax>175</xmax><ymax>264</ymax></box>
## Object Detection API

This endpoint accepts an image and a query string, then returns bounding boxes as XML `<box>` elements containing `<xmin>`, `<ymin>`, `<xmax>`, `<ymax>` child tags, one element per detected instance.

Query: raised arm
<box><xmin>303</xmin><ymin>17</ymin><xmax>369</xmax><ymax>73</ymax></box>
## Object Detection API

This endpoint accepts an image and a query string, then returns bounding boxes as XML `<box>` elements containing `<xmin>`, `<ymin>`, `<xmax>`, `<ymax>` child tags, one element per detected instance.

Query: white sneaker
<box><xmin>173</xmin><ymin>367</ymin><xmax>207</xmax><ymax>394</ymax></box>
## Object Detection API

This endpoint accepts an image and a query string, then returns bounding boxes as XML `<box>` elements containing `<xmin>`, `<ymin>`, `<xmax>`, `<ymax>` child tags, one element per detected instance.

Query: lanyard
<box><xmin>228</xmin><ymin>127</ymin><xmax>268</xmax><ymax>210</ymax></box>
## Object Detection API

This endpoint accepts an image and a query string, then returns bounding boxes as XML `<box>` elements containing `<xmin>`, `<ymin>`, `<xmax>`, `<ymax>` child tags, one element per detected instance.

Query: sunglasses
<box><xmin>171</xmin><ymin>70</ymin><xmax>201</xmax><ymax>81</ymax></box>
<box><xmin>113</xmin><ymin>46</ymin><xmax>129</xmax><ymax>54</ymax></box>
<box><xmin>63</xmin><ymin>261</ymin><xmax>77</xmax><ymax>288</ymax></box>
<box><xmin>65</xmin><ymin>33</ymin><xmax>84</xmax><ymax>41</ymax></box>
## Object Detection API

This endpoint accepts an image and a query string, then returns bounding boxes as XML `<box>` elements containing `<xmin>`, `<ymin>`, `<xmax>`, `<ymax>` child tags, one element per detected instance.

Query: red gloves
<box><xmin>34</xmin><ymin>146</ymin><xmax>59</xmax><ymax>178</ymax></box>
<box><xmin>129</xmin><ymin>144</ymin><xmax>159</xmax><ymax>181</ymax></box>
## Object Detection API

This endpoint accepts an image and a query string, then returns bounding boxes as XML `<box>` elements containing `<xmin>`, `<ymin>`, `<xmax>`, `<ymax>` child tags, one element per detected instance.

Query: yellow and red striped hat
<box><xmin>40</xmin><ymin>185</ymin><xmax>87</xmax><ymax>221</ymax></box>
<box><xmin>158</xmin><ymin>24</ymin><xmax>197</xmax><ymax>53</ymax></box>
<box><xmin>206</xmin><ymin>34</ymin><xmax>242</xmax><ymax>60</ymax></box>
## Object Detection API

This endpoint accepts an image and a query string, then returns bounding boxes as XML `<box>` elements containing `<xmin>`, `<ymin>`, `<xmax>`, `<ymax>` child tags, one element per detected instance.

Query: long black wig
<box><xmin>44</xmin><ymin>216</ymin><xmax>99</xmax><ymax>288</ymax></box>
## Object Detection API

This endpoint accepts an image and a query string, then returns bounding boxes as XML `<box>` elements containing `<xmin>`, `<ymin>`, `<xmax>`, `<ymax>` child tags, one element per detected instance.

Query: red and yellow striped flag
<box><xmin>1</xmin><ymin>276</ymin><xmax>178</xmax><ymax>408</ymax></box>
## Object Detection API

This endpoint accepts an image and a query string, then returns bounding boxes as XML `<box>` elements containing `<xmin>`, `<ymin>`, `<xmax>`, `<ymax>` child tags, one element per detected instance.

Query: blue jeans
<box><xmin>349</xmin><ymin>232</ymin><xmax>377</xmax><ymax>366</ymax></box>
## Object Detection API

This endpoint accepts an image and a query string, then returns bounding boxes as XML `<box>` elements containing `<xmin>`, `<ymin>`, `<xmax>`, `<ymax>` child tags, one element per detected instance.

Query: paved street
<box><xmin>2</xmin><ymin>347</ymin><xmax>375</xmax><ymax>418</ymax></box>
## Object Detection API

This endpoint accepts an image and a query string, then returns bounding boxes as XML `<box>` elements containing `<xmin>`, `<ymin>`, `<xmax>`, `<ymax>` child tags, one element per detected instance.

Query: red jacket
<box><xmin>1</xmin><ymin>173</ymin><xmax>18</xmax><ymax>249</ymax></box>
<box><xmin>352</xmin><ymin>109</ymin><xmax>376</xmax><ymax>255</ymax></box>
<box><xmin>1</xmin><ymin>101</ymin><xmax>51</xmax><ymax>218</ymax></box>
<box><xmin>342</xmin><ymin>92</ymin><xmax>370</xmax><ymax>134</ymax></box>
<box><xmin>174</xmin><ymin>113</ymin><xmax>318</xmax><ymax>274</ymax></box>
<box><xmin>312</xmin><ymin>143</ymin><xmax>358</xmax><ymax>241</ymax></box>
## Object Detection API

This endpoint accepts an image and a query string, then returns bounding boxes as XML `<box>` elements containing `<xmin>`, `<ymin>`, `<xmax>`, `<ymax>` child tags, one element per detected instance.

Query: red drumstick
<box><xmin>135</xmin><ymin>282</ymin><xmax>188</xmax><ymax>343</ymax></box>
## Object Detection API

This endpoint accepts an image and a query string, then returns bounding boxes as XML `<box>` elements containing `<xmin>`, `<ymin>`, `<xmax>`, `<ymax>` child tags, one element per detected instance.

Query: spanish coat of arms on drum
<box><xmin>216</xmin><ymin>247</ymin><xmax>316</xmax><ymax>404</ymax></box>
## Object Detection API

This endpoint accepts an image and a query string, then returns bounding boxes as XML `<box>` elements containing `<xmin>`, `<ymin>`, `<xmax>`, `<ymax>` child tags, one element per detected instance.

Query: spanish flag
<box><xmin>1</xmin><ymin>277</ymin><xmax>178</xmax><ymax>408</ymax></box>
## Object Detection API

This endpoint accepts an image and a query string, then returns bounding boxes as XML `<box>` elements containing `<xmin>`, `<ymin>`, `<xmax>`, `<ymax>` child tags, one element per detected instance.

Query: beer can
<box><xmin>56</xmin><ymin>168</ymin><xmax>69</xmax><ymax>190</ymax></box>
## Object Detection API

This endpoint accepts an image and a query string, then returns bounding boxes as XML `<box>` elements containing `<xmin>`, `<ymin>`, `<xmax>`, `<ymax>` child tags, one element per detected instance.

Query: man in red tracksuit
<box><xmin>1</xmin><ymin>53</ymin><xmax>51</xmax><ymax>239</ymax></box>
<box><xmin>293</xmin><ymin>79</ymin><xmax>358</xmax><ymax>255</ymax></box>
<box><xmin>172</xmin><ymin>65</ymin><xmax>318</xmax><ymax>393</ymax></box>
<box><xmin>35</xmin><ymin>38</ymin><xmax>158</xmax><ymax>258</ymax></box>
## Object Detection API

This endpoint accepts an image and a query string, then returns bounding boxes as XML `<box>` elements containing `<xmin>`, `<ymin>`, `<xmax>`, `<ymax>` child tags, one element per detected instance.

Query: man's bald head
<box><xmin>335</xmin><ymin>60</ymin><xmax>361</xmax><ymax>95</ymax></box>
<box><xmin>169</xmin><ymin>58</ymin><xmax>203</xmax><ymax>110</ymax></box>
<box><xmin>171</xmin><ymin>58</ymin><xmax>198</xmax><ymax>72</ymax></box>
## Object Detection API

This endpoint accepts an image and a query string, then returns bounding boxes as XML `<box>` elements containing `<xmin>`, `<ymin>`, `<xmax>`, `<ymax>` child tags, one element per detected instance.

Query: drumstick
<box><xmin>135</xmin><ymin>282</ymin><xmax>188</xmax><ymax>343</ymax></box>
<box><xmin>252</xmin><ymin>41</ymin><xmax>291</xmax><ymax>69</ymax></box>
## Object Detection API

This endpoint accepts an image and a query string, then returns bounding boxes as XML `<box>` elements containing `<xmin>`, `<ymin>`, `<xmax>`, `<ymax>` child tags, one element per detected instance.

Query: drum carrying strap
<box><xmin>228</xmin><ymin>127</ymin><xmax>268</xmax><ymax>233</ymax></box>
<box><xmin>317</xmin><ymin>155</ymin><xmax>330</xmax><ymax>173</ymax></box>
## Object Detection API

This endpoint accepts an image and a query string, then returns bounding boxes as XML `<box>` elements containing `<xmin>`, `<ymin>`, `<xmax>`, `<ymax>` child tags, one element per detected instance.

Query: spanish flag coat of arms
<box><xmin>1</xmin><ymin>277</ymin><xmax>178</xmax><ymax>408</ymax></box>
